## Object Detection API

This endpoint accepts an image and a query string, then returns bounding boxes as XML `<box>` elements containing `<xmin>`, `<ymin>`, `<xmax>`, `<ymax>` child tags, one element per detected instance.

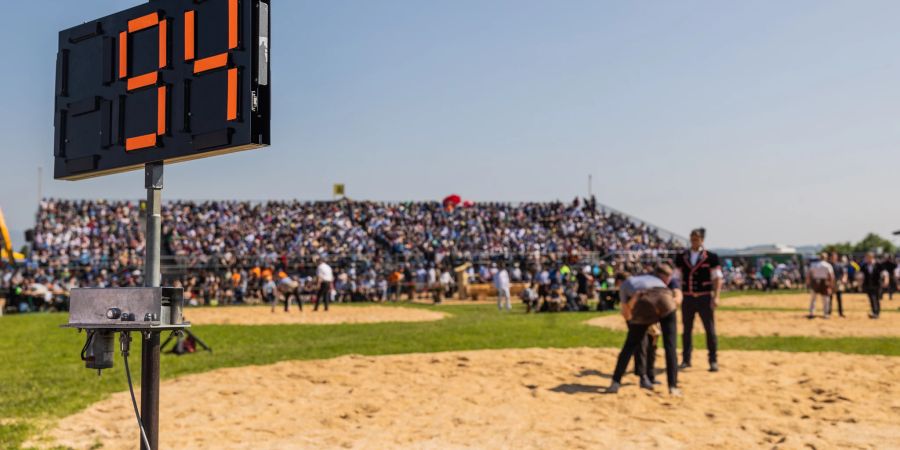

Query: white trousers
<box><xmin>497</xmin><ymin>288</ymin><xmax>512</xmax><ymax>311</ymax></box>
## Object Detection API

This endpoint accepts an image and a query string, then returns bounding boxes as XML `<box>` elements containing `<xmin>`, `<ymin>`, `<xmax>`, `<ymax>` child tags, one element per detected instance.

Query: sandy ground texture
<box><xmin>587</xmin><ymin>309</ymin><xmax>900</xmax><ymax>338</ymax></box>
<box><xmin>180</xmin><ymin>305</ymin><xmax>447</xmax><ymax>326</ymax></box>
<box><xmin>35</xmin><ymin>348</ymin><xmax>900</xmax><ymax>450</ymax></box>
<box><xmin>723</xmin><ymin>292</ymin><xmax>900</xmax><ymax>313</ymax></box>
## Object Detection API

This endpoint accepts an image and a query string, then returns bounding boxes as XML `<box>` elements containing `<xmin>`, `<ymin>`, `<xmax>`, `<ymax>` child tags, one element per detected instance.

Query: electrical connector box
<box><xmin>64</xmin><ymin>287</ymin><xmax>189</xmax><ymax>331</ymax></box>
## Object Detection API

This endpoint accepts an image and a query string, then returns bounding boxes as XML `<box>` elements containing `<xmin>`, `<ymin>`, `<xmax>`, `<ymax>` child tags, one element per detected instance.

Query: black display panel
<box><xmin>53</xmin><ymin>0</ymin><xmax>271</xmax><ymax>180</ymax></box>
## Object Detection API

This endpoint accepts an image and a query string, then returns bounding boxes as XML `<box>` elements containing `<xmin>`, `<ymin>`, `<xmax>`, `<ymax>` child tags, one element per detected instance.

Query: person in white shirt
<box><xmin>262</xmin><ymin>277</ymin><xmax>277</xmax><ymax>306</ymax></box>
<box><xmin>511</xmin><ymin>264</ymin><xmax>523</xmax><ymax>282</ymax></box>
<box><xmin>439</xmin><ymin>269</ymin><xmax>454</xmax><ymax>299</ymax></box>
<box><xmin>806</xmin><ymin>253</ymin><xmax>835</xmax><ymax>319</ymax></box>
<box><xmin>520</xmin><ymin>282</ymin><xmax>540</xmax><ymax>313</ymax></box>
<box><xmin>537</xmin><ymin>268</ymin><xmax>551</xmax><ymax>302</ymax></box>
<box><xmin>314</xmin><ymin>258</ymin><xmax>334</xmax><ymax>312</ymax></box>
<box><xmin>495</xmin><ymin>264</ymin><xmax>512</xmax><ymax>311</ymax></box>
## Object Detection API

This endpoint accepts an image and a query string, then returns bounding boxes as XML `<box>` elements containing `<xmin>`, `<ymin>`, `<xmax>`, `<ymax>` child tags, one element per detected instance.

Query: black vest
<box><xmin>675</xmin><ymin>249</ymin><xmax>720</xmax><ymax>295</ymax></box>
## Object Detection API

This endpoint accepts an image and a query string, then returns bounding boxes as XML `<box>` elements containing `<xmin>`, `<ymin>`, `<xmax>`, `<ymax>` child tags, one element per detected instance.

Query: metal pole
<box><xmin>588</xmin><ymin>174</ymin><xmax>592</xmax><ymax>197</ymax></box>
<box><xmin>141</xmin><ymin>162</ymin><xmax>163</xmax><ymax>450</ymax></box>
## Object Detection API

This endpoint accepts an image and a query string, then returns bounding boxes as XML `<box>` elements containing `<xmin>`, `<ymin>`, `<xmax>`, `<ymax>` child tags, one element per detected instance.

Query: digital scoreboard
<box><xmin>53</xmin><ymin>0</ymin><xmax>270</xmax><ymax>180</ymax></box>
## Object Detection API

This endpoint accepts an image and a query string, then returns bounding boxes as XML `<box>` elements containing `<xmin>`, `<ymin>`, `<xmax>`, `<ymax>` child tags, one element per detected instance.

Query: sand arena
<box><xmin>25</xmin><ymin>294</ymin><xmax>900</xmax><ymax>449</ymax></box>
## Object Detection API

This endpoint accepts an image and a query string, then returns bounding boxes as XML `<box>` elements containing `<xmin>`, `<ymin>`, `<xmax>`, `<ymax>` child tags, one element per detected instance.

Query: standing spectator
<box><xmin>830</xmin><ymin>252</ymin><xmax>847</xmax><ymax>318</ymax></box>
<box><xmin>388</xmin><ymin>269</ymin><xmax>403</xmax><ymax>302</ymax></box>
<box><xmin>335</xmin><ymin>271</ymin><xmax>352</xmax><ymax>303</ymax></box>
<box><xmin>231</xmin><ymin>270</ymin><xmax>245</xmax><ymax>304</ymax></box>
<box><xmin>439</xmin><ymin>268</ymin><xmax>454</xmax><ymax>299</ymax></box>
<box><xmin>537</xmin><ymin>268</ymin><xmax>551</xmax><ymax>303</ymax></box>
<box><xmin>881</xmin><ymin>255</ymin><xmax>897</xmax><ymax>300</ymax></box>
<box><xmin>895</xmin><ymin>264</ymin><xmax>900</xmax><ymax>301</ymax></box>
<box><xmin>403</xmin><ymin>265</ymin><xmax>415</xmax><ymax>301</ymax></box>
<box><xmin>314</xmin><ymin>258</ymin><xmax>334</xmax><ymax>312</ymax></box>
<box><xmin>846</xmin><ymin>257</ymin><xmax>859</xmax><ymax>291</ymax></box>
<box><xmin>262</xmin><ymin>276</ymin><xmax>276</xmax><ymax>308</ymax></box>
<box><xmin>376</xmin><ymin>277</ymin><xmax>388</xmax><ymax>302</ymax></box>
<box><xmin>495</xmin><ymin>264</ymin><xmax>511</xmax><ymax>312</ymax></box>
<box><xmin>806</xmin><ymin>253</ymin><xmax>834</xmax><ymax>319</ymax></box>
<box><xmin>427</xmin><ymin>265</ymin><xmax>438</xmax><ymax>296</ymax></box>
<box><xmin>563</xmin><ymin>280</ymin><xmax>581</xmax><ymax>311</ymax></box>
<box><xmin>760</xmin><ymin>260</ymin><xmax>775</xmax><ymax>292</ymax></box>
<box><xmin>860</xmin><ymin>253</ymin><xmax>881</xmax><ymax>319</ymax></box>
<box><xmin>415</xmin><ymin>266</ymin><xmax>427</xmax><ymax>299</ymax></box>
<box><xmin>576</xmin><ymin>266</ymin><xmax>591</xmax><ymax>300</ymax></box>
<box><xmin>511</xmin><ymin>263</ymin><xmax>523</xmax><ymax>282</ymax></box>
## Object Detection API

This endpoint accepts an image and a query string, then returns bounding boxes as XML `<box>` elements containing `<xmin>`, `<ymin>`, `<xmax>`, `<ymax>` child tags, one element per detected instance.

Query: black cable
<box><xmin>80</xmin><ymin>330</ymin><xmax>95</xmax><ymax>361</ymax></box>
<box><xmin>121</xmin><ymin>332</ymin><xmax>152</xmax><ymax>450</ymax></box>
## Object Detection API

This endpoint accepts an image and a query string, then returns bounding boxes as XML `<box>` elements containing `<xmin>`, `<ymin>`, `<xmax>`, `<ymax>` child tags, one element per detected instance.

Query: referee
<box><xmin>313</xmin><ymin>257</ymin><xmax>334</xmax><ymax>312</ymax></box>
<box><xmin>674</xmin><ymin>228</ymin><xmax>722</xmax><ymax>372</ymax></box>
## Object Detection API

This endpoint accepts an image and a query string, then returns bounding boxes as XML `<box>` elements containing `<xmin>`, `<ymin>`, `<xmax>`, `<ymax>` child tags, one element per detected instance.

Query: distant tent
<box><xmin>735</xmin><ymin>244</ymin><xmax>797</xmax><ymax>257</ymax></box>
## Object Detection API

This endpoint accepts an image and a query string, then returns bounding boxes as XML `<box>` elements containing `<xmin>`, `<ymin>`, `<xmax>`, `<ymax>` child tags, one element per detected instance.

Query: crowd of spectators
<box><xmin>720</xmin><ymin>258</ymin><xmax>805</xmax><ymax>291</ymax></box>
<box><xmin>5</xmin><ymin>198</ymin><xmax>898</xmax><ymax>314</ymax></box>
<box><xmin>1</xmin><ymin>197</ymin><xmax>682</xmax><ymax>311</ymax></box>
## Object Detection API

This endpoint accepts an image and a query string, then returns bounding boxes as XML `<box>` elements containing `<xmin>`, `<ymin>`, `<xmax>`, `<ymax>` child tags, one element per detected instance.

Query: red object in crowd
<box><xmin>461</xmin><ymin>200</ymin><xmax>475</xmax><ymax>207</ymax></box>
<box><xmin>442</xmin><ymin>194</ymin><xmax>462</xmax><ymax>207</ymax></box>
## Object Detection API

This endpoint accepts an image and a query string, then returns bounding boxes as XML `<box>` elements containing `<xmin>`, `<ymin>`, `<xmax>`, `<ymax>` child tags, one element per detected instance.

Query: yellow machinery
<box><xmin>0</xmin><ymin>206</ymin><xmax>17</xmax><ymax>266</ymax></box>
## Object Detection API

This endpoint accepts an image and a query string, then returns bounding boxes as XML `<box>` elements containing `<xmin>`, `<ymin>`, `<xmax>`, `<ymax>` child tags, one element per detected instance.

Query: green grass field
<box><xmin>1</xmin><ymin>292</ymin><xmax>897</xmax><ymax>449</ymax></box>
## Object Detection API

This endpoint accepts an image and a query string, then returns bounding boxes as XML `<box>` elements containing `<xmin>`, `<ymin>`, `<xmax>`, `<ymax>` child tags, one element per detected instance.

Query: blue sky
<box><xmin>2</xmin><ymin>0</ymin><xmax>900</xmax><ymax>249</ymax></box>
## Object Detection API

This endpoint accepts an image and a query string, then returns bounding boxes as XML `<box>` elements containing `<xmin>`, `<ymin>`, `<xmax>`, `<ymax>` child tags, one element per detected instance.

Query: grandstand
<box><xmin>1</xmin><ymin>197</ymin><xmax>684</xmax><ymax>310</ymax></box>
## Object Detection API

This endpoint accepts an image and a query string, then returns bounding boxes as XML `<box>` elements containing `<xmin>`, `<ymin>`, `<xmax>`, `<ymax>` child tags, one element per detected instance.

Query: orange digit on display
<box><xmin>184</xmin><ymin>10</ymin><xmax>195</xmax><ymax>61</ymax></box>
<box><xmin>185</xmin><ymin>0</ymin><xmax>240</xmax><ymax>122</ymax></box>
<box><xmin>120</xmin><ymin>12</ymin><xmax>169</xmax><ymax>152</ymax></box>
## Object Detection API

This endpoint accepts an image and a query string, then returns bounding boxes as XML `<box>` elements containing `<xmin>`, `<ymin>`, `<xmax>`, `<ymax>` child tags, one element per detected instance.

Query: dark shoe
<box><xmin>679</xmin><ymin>361</ymin><xmax>691</xmax><ymax>370</ymax></box>
<box><xmin>806</xmin><ymin>315</ymin><xmax>815</xmax><ymax>320</ymax></box>
<box><xmin>606</xmin><ymin>381</ymin><xmax>621</xmax><ymax>394</ymax></box>
<box><xmin>639</xmin><ymin>376</ymin><xmax>654</xmax><ymax>390</ymax></box>
<box><xmin>709</xmin><ymin>362</ymin><xmax>719</xmax><ymax>372</ymax></box>
<box><xmin>651</xmin><ymin>379</ymin><xmax>662</xmax><ymax>385</ymax></box>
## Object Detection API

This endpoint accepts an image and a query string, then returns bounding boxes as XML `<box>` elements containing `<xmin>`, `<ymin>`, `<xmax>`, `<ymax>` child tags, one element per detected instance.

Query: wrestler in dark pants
<box><xmin>866</xmin><ymin>288</ymin><xmax>881</xmax><ymax>318</ymax></box>
<box><xmin>633</xmin><ymin>332</ymin><xmax>655</xmax><ymax>377</ymax></box>
<box><xmin>284</xmin><ymin>288</ymin><xmax>301</xmax><ymax>312</ymax></box>
<box><xmin>681</xmin><ymin>294</ymin><xmax>717</xmax><ymax>366</ymax></box>
<box><xmin>613</xmin><ymin>312</ymin><xmax>678</xmax><ymax>389</ymax></box>
<box><xmin>860</xmin><ymin>253</ymin><xmax>883</xmax><ymax>319</ymax></box>
<box><xmin>832</xmin><ymin>290</ymin><xmax>843</xmax><ymax>317</ymax></box>
<box><xmin>633</xmin><ymin>329</ymin><xmax>659</xmax><ymax>382</ymax></box>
